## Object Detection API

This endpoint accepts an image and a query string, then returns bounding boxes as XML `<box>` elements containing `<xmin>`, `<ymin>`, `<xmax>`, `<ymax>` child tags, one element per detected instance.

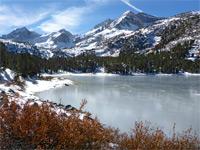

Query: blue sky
<box><xmin>0</xmin><ymin>0</ymin><xmax>199</xmax><ymax>35</ymax></box>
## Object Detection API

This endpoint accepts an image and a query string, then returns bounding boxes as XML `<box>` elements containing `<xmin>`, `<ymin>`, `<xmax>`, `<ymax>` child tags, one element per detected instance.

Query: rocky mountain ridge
<box><xmin>0</xmin><ymin>11</ymin><xmax>161</xmax><ymax>49</ymax></box>
<box><xmin>1</xmin><ymin>27</ymin><xmax>40</xmax><ymax>42</ymax></box>
<box><xmin>0</xmin><ymin>11</ymin><xmax>199</xmax><ymax>59</ymax></box>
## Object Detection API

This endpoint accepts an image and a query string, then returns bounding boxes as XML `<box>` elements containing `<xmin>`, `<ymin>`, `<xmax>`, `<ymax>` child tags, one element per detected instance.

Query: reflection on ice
<box><xmin>38</xmin><ymin>75</ymin><xmax>200</xmax><ymax>135</ymax></box>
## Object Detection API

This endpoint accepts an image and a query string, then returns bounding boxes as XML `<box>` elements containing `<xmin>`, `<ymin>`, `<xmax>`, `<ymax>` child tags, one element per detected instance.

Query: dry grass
<box><xmin>5</xmin><ymin>80</ymin><xmax>25</xmax><ymax>91</ymax></box>
<box><xmin>38</xmin><ymin>76</ymin><xmax>54</xmax><ymax>81</ymax></box>
<box><xmin>0</xmin><ymin>80</ymin><xmax>6</xmax><ymax>84</ymax></box>
<box><xmin>73</xmin><ymin>81</ymin><xmax>82</xmax><ymax>85</ymax></box>
<box><xmin>0</xmin><ymin>98</ymin><xmax>199</xmax><ymax>149</ymax></box>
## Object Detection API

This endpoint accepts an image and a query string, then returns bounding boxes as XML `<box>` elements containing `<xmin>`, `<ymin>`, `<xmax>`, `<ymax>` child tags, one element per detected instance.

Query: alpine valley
<box><xmin>0</xmin><ymin>9</ymin><xmax>200</xmax><ymax>149</ymax></box>
<box><xmin>0</xmin><ymin>10</ymin><xmax>200</xmax><ymax>76</ymax></box>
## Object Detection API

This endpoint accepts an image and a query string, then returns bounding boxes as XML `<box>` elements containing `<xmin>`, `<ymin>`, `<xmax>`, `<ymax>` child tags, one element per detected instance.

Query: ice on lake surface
<box><xmin>37</xmin><ymin>75</ymin><xmax>200</xmax><ymax>135</ymax></box>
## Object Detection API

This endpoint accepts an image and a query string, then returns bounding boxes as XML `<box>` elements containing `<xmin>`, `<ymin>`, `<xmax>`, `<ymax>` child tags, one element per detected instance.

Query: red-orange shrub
<box><xmin>118</xmin><ymin>121</ymin><xmax>199</xmax><ymax>149</ymax></box>
<box><xmin>0</xmin><ymin>98</ymin><xmax>117</xmax><ymax>149</ymax></box>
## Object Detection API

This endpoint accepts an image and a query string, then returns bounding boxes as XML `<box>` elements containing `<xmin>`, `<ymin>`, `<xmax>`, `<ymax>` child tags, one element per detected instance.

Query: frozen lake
<box><xmin>37</xmin><ymin>75</ymin><xmax>200</xmax><ymax>135</ymax></box>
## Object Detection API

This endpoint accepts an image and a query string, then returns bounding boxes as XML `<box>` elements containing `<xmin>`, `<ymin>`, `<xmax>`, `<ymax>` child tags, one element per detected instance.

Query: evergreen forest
<box><xmin>0</xmin><ymin>41</ymin><xmax>199</xmax><ymax>78</ymax></box>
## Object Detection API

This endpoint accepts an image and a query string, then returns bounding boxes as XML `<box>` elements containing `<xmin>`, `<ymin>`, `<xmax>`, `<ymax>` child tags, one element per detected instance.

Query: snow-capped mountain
<box><xmin>111</xmin><ymin>11</ymin><xmax>163</xmax><ymax>29</ymax></box>
<box><xmin>0</xmin><ymin>10</ymin><xmax>162</xmax><ymax>57</ymax></box>
<box><xmin>98</xmin><ymin>11</ymin><xmax>200</xmax><ymax>57</ymax></box>
<box><xmin>72</xmin><ymin>10</ymin><xmax>162</xmax><ymax>56</ymax></box>
<box><xmin>76</xmin><ymin>11</ymin><xmax>161</xmax><ymax>42</ymax></box>
<box><xmin>31</xmin><ymin>29</ymin><xmax>75</xmax><ymax>49</ymax></box>
<box><xmin>0</xmin><ymin>27</ymin><xmax>40</xmax><ymax>42</ymax></box>
<box><xmin>0</xmin><ymin>11</ymin><xmax>199</xmax><ymax>59</ymax></box>
<box><xmin>65</xmin><ymin>11</ymin><xmax>200</xmax><ymax>57</ymax></box>
<box><xmin>83</xmin><ymin>10</ymin><xmax>161</xmax><ymax>36</ymax></box>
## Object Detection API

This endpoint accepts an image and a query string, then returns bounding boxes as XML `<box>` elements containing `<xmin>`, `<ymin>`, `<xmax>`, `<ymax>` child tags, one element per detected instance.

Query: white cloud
<box><xmin>0</xmin><ymin>0</ymin><xmax>110</xmax><ymax>34</ymax></box>
<box><xmin>0</xmin><ymin>5</ymin><xmax>51</xmax><ymax>34</ymax></box>
<box><xmin>38</xmin><ymin>0</ymin><xmax>108</xmax><ymax>33</ymax></box>
<box><xmin>38</xmin><ymin>6</ymin><xmax>92</xmax><ymax>33</ymax></box>
<box><xmin>121</xmin><ymin>0</ymin><xmax>143</xmax><ymax>12</ymax></box>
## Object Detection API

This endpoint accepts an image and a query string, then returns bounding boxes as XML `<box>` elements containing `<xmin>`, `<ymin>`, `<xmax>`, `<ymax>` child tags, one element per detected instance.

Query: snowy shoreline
<box><xmin>42</xmin><ymin>71</ymin><xmax>200</xmax><ymax>77</ymax></box>
<box><xmin>0</xmin><ymin>69</ymin><xmax>74</xmax><ymax>101</ymax></box>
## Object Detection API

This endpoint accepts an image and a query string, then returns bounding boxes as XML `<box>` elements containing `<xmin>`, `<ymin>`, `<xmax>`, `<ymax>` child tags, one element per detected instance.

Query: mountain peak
<box><xmin>120</xmin><ymin>10</ymin><xmax>137</xmax><ymax>20</ymax></box>
<box><xmin>58</xmin><ymin>29</ymin><xmax>68</xmax><ymax>33</ymax></box>
<box><xmin>13</xmin><ymin>27</ymin><xmax>28</xmax><ymax>33</ymax></box>
<box><xmin>123</xmin><ymin>10</ymin><xmax>134</xmax><ymax>16</ymax></box>
<box><xmin>18</xmin><ymin>27</ymin><xmax>27</xmax><ymax>30</ymax></box>
<box><xmin>1</xmin><ymin>27</ymin><xmax>40</xmax><ymax>42</ymax></box>
<box><xmin>57</xmin><ymin>29</ymin><xmax>73</xmax><ymax>38</ymax></box>
<box><xmin>110</xmin><ymin>10</ymin><xmax>142</xmax><ymax>29</ymax></box>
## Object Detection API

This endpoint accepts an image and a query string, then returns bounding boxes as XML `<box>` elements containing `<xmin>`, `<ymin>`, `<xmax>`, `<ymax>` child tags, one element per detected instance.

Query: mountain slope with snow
<box><xmin>135</xmin><ymin>12</ymin><xmax>164</xmax><ymax>26</ymax></box>
<box><xmin>31</xmin><ymin>29</ymin><xmax>75</xmax><ymax>49</ymax></box>
<box><xmin>113</xmin><ymin>11</ymin><xmax>200</xmax><ymax>55</ymax></box>
<box><xmin>70</xmin><ymin>10</ymin><xmax>162</xmax><ymax>56</ymax></box>
<box><xmin>0</xmin><ymin>38</ymin><xmax>74</xmax><ymax>58</ymax></box>
<box><xmin>79</xmin><ymin>10</ymin><xmax>200</xmax><ymax>57</ymax></box>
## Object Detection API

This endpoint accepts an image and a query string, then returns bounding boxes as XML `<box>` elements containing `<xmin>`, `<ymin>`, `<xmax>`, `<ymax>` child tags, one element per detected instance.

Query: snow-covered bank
<box><xmin>42</xmin><ymin>70</ymin><xmax>200</xmax><ymax>77</ymax></box>
<box><xmin>43</xmin><ymin>72</ymin><xmax>121</xmax><ymax>77</ymax></box>
<box><xmin>0</xmin><ymin>69</ymin><xmax>73</xmax><ymax>101</ymax></box>
<box><xmin>176</xmin><ymin>72</ymin><xmax>200</xmax><ymax>76</ymax></box>
<box><xmin>23</xmin><ymin>77</ymin><xmax>73</xmax><ymax>100</ymax></box>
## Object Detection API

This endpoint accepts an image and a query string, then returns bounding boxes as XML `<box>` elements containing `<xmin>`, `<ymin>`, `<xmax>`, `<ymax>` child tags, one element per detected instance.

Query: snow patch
<box><xmin>186</xmin><ymin>39</ymin><xmax>200</xmax><ymax>61</ymax></box>
<box><xmin>0</xmin><ymin>68</ymin><xmax>16</xmax><ymax>82</ymax></box>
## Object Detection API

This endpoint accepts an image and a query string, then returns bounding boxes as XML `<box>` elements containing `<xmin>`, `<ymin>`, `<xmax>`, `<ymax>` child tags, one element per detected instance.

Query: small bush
<box><xmin>38</xmin><ymin>76</ymin><xmax>54</xmax><ymax>81</ymax></box>
<box><xmin>118</xmin><ymin>121</ymin><xmax>199</xmax><ymax>149</ymax></box>
<box><xmin>5</xmin><ymin>79</ymin><xmax>25</xmax><ymax>91</ymax></box>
